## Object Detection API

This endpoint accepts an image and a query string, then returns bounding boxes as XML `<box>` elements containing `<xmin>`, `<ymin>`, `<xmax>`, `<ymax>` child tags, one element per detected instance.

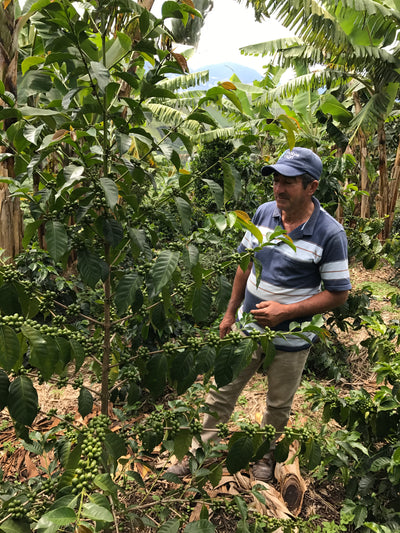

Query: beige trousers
<box><xmin>200</xmin><ymin>341</ymin><xmax>310</xmax><ymax>444</ymax></box>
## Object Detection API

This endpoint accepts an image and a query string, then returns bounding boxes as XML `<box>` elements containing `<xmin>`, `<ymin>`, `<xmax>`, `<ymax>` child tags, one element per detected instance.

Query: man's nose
<box><xmin>274</xmin><ymin>181</ymin><xmax>285</xmax><ymax>192</ymax></box>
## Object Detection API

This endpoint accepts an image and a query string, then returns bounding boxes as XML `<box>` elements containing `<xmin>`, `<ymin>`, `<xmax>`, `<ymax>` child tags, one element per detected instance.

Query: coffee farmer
<box><xmin>169</xmin><ymin>147</ymin><xmax>351</xmax><ymax>480</ymax></box>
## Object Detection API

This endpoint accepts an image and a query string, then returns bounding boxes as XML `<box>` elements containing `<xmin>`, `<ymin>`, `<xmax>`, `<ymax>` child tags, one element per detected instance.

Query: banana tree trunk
<box><xmin>0</xmin><ymin>0</ymin><xmax>23</xmax><ymax>259</ymax></box>
<box><xmin>377</xmin><ymin>121</ymin><xmax>390</xmax><ymax>239</ymax></box>
<box><xmin>139</xmin><ymin>0</ymin><xmax>154</xmax><ymax>8</ymax></box>
<box><xmin>353</xmin><ymin>92</ymin><xmax>369</xmax><ymax>219</ymax></box>
<box><xmin>387</xmin><ymin>135</ymin><xmax>400</xmax><ymax>237</ymax></box>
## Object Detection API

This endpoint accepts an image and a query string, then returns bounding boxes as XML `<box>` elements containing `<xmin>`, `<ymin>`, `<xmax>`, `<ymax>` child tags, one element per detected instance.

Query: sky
<box><xmin>152</xmin><ymin>0</ymin><xmax>292</xmax><ymax>74</ymax></box>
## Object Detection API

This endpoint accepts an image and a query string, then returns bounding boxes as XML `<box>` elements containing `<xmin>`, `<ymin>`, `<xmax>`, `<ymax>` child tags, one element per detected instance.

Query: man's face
<box><xmin>273</xmin><ymin>173</ymin><xmax>317</xmax><ymax>213</ymax></box>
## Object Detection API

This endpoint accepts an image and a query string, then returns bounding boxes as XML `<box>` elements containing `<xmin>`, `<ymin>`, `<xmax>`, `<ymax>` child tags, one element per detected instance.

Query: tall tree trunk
<box><xmin>0</xmin><ymin>1</ymin><xmax>23</xmax><ymax>260</ymax></box>
<box><xmin>353</xmin><ymin>92</ymin><xmax>369</xmax><ymax>219</ymax></box>
<box><xmin>377</xmin><ymin>120</ymin><xmax>390</xmax><ymax>238</ymax></box>
<box><xmin>387</xmin><ymin>135</ymin><xmax>400</xmax><ymax>237</ymax></box>
<box><xmin>139</xmin><ymin>0</ymin><xmax>154</xmax><ymax>9</ymax></box>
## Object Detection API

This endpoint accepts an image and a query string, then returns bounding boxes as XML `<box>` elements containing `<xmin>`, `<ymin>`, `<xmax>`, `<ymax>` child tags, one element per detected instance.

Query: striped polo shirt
<box><xmin>237</xmin><ymin>197</ymin><xmax>352</xmax><ymax>351</ymax></box>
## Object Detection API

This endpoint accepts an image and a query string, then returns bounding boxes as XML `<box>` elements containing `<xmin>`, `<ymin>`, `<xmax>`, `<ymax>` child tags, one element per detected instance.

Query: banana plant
<box><xmin>241</xmin><ymin>0</ymin><xmax>400</xmax><ymax>235</ymax></box>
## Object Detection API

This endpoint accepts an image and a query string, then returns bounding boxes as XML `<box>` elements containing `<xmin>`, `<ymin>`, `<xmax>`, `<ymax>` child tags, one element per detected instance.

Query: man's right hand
<box><xmin>219</xmin><ymin>313</ymin><xmax>236</xmax><ymax>338</ymax></box>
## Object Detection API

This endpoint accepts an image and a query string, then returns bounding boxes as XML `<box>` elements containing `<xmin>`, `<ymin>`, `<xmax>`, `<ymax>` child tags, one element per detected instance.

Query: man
<box><xmin>169</xmin><ymin>147</ymin><xmax>351</xmax><ymax>480</ymax></box>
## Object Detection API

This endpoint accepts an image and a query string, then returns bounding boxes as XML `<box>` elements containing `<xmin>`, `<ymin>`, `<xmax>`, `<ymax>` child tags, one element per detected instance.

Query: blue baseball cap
<box><xmin>261</xmin><ymin>147</ymin><xmax>323</xmax><ymax>181</ymax></box>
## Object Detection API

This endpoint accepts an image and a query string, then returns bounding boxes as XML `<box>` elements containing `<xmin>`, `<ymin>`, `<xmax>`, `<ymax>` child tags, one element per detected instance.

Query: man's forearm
<box><xmin>225</xmin><ymin>263</ymin><xmax>252</xmax><ymax>316</ymax></box>
<box><xmin>284</xmin><ymin>289</ymin><xmax>349</xmax><ymax>321</ymax></box>
<box><xmin>251</xmin><ymin>289</ymin><xmax>349</xmax><ymax>328</ymax></box>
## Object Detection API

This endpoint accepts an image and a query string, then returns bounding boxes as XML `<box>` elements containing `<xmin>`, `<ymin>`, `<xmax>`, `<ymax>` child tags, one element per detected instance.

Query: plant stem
<box><xmin>101</xmin><ymin>243</ymin><xmax>112</xmax><ymax>415</ymax></box>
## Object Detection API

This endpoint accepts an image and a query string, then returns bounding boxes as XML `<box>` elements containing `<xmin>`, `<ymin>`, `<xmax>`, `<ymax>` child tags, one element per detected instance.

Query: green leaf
<box><xmin>78</xmin><ymin>387</ymin><xmax>93</xmax><ymax>418</ymax></box>
<box><xmin>195</xmin><ymin>345</ymin><xmax>215</xmax><ymax>375</ymax></box>
<box><xmin>129</xmin><ymin>228</ymin><xmax>152</xmax><ymax>260</ymax></box>
<box><xmin>214</xmin><ymin>344</ymin><xmax>234</xmax><ymax>388</ymax></box>
<box><xmin>45</xmin><ymin>220</ymin><xmax>68</xmax><ymax>262</ymax></box>
<box><xmin>70</xmin><ymin>338</ymin><xmax>85</xmax><ymax>371</ymax></box>
<box><xmin>40</xmin><ymin>507</ymin><xmax>77</xmax><ymax>526</ymax></box>
<box><xmin>158</xmin><ymin>519</ymin><xmax>180</xmax><ymax>533</ymax></box>
<box><xmin>234</xmin><ymin>211</ymin><xmax>263</xmax><ymax>244</ymax></box>
<box><xmin>102</xmin><ymin>218</ymin><xmax>124</xmax><ymax>247</ymax></box>
<box><xmin>371</xmin><ymin>457</ymin><xmax>391</xmax><ymax>472</ymax></box>
<box><xmin>215</xmin><ymin>275</ymin><xmax>232</xmax><ymax>313</ymax></box>
<box><xmin>0</xmin><ymin>325</ymin><xmax>20</xmax><ymax>371</ymax></box>
<box><xmin>57</xmin><ymin>440</ymin><xmax>71</xmax><ymax>468</ymax></box>
<box><xmin>104</xmin><ymin>432</ymin><xmax>126</xmax><ymax>462</ymax></box>
<box><xmin>22</xmin><ymin>326</ymin><xmax>58</xmax><ymax>380</ymax></box>
<box><xmin>100</xmin><ymin>177</ymin><xmax>119</xmax><ymax>210</ymax></box>
<box><xmin>139</xmin><ymin>9</ymin><xmax>150</xmax><ymax>34</ymax></box>
<box><xmin>105</xmin><ymin>32</ymin><xmax>131</xmax><ymax>68</ymax></box>
<box><xmin>19</xmin><ymin>106</ymin><xmax>63</xmax><ymax>118</ymax></box>
<box><xmin>234</xmin><ymin>495</ymin><xmax>248</xmax><ymax>520</ymax></box>
<box><xmin>143</xmin><ymin>354</ymin><xmax>167</xmax><ymax>398</ymax></box>
<box><xmin>0</xmin><ymin>519</ymin><xmax>32</xmax><ymax>533</ymax></box>
<box><xmin>319</xmin><ymin>94</ymin><xmax>353</xmax><ymax>124</ymax></box>
<box><xmin>22</xmin><ymin>220</ymin><xmax>42</xmax><ymax>248</ymax></box>
<box><xmin>116</xmin><ymin>131</ymin><xmax>131</xmax><ymax>155</ymax></box>
<box><xmin>183</xmin><ymin>243</ymin><xmax>199</xmax><ymax>269</ymax></box>
<box><xmin>82</xmin><ymin>502</ymin><xmax>113</xmax><ymax>522</ymax></box>
<box><xmin>15</xmin><ymin>283</ymin><xmax>39</xmax><ymax>319</ymax></box>
<box><xmin>77</xmin><ymin>248</ymin><xmax>109</xmax><ymax>288</ymax></box>
<box><xmin>23</xmin><ymin>123</ymin><xmax>45</xmax><ymax>145</ymax></box>
<box><xmin>201</xmin><ymin>86</ymin><xmax>242</xmax><ymax>112</ymax></box>
<box><xmin>150</xmin><ymin>250</ymin><xmax>179</xmax><ymax>295</ymax></box>
<box><xmin>353</xmin><ymin>504</ymin><xmax>368</xmax><ymax>529</ymax></box>
<box><xmin>261</xmin><ymin>340</ymin><xmax>276</xmax><ymax>369</ymax></box>
<box><xmin>53</xmin><ymin>336</ymin><xmax>72</xmax><ymax>374</ymax></box>
<box><xmin>90</xmin><ymin>61</ymin><xmax>110</xmax><ymax>93</ymax></box>
<box><xmin>140</xmin><ymin>80</ymin><xmax>176</xmax><ymax>100</ymax></box>
<box><xmin>8</xmin><ymin>376</ymin><xmax>38</xmax><ymax>426</ymax></box>
<box><xmin>202</xmin><ymin>179</ymin><xmax>223</xmax><ymax>209</ymax></box>
<box><xmin>30</xmin><ymin>334</ymin><xmax>60</xmax><ymax>380</ymax></box>
<box><xmin>226</xmin><ymin>436</ymin><xmax>253</xmax><ymax>474</ymax></box>
<box><xmin>221</xmin><ymin>161</ymin><xmax>235</xmax><ymax>205</ymax></box>
<box><xmin>126</xmin><ymin>470</ymin><xmax>145</xmax><ymax>487</ymax></box>
<box><xmin>94</xmin><ymin>473</ymin><xmax>119</xmax><ymax>496</ymax></box>
<box><xmin>0</xmin><ymin>369</ymin><xmax>10</xmax><ymax>410</ymax></box>
<box><xmin>0</xmin><ymin>283</ymin><xmax>22</xmax><ymax>315</ymax></box>
<box><xmin>274</xmin><ymin>437</ymin><xmax>290</xmax><ymax>463</ymax></box>
<box><xmin>211</xmin><ymin>213</ymin><xmax>227</xmax><ymax>234</ymax></box>
<box><xmin>115</xmin><ymin>272</ymin><xmax>140</xmax><ymax>315</ymax></box>
<box><xmin>192</xmin><ymin>284</ymin><xmax>212</xmax><ymax>323</ymax></box>
<box><xmin>183</xmin><ymin>520</ymin><xmax>216</xmax><ymax>533</ymax></box>
<box><xmin>173</xmin><ymin>429</ymin><xmax>192</xmax><ymax>461</ymax></box>
<box><xmin>208</xmin><ymin>462</ymin><xmax>223</xmax><ymax>488</ymax></box>
<box><xmin>170</xmin><ymin>350</ymin><xmax>196</xmax><ymax>394</ymax></box>
<box><xmin>175</xmin><ymin>196</ymin><xmax>192</xmax><ymax>234</ymax></box>
<box><xmin>186</xmin><ymin>110</ymin><xmax>217</xmax><ymax>127</ymax></box>
<box><xmin>304</xmin><ymin>439</ymin><xmax>322</xmax><ymax>470</ymax></box>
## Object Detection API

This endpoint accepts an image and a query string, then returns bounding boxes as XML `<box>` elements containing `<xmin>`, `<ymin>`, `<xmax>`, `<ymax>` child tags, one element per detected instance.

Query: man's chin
<box><xmin>276</xmin><ymin>198</ymin><xmax>289</xmax><ymax>206</ymax></box>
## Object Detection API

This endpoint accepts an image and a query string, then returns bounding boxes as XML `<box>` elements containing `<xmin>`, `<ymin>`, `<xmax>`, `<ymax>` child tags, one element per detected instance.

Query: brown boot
<box><xmin>252</xmin><ymin>453</ymin><xmax>275</xmax><ymax>482</ymax></box>
<box><xmin>166</xmin><ymin>458</ymin><xmax>190</xmax><ymax>477</ymax></box>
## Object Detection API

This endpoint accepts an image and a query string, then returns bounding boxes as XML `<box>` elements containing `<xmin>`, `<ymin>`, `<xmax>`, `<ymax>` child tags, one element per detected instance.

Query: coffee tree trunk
<box><xmin>0</xmin><ymin>0</ymin><xmax>23</xmax><ymax>260</ymax></box>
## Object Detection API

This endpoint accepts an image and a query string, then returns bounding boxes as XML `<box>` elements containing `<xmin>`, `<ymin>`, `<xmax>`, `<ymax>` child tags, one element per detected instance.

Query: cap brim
<box><xmin>261</xmin><ymin>163</ymin><xmax>302</xmax><ymax>177</ymax></box>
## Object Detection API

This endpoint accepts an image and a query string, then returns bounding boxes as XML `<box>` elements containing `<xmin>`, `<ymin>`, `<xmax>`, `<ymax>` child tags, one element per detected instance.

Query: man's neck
<box><xmin>281</xmin><ymin>201</ymin><xmax>315</xmax><ymax>232</ymax></box>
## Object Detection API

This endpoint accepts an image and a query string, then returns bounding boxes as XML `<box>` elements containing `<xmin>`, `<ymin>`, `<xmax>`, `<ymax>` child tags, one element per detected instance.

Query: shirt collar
<box><xmin>272</xmin><ymin>197</ymin><xmax>321</xmax><ymax>237</ymax></box>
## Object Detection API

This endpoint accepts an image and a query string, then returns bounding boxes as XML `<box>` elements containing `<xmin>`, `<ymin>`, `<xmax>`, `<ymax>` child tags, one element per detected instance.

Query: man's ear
<box><xmin>309</xmin><ymin>180</ymin><xmax>319</xmax><ymax>194</ymax></box>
